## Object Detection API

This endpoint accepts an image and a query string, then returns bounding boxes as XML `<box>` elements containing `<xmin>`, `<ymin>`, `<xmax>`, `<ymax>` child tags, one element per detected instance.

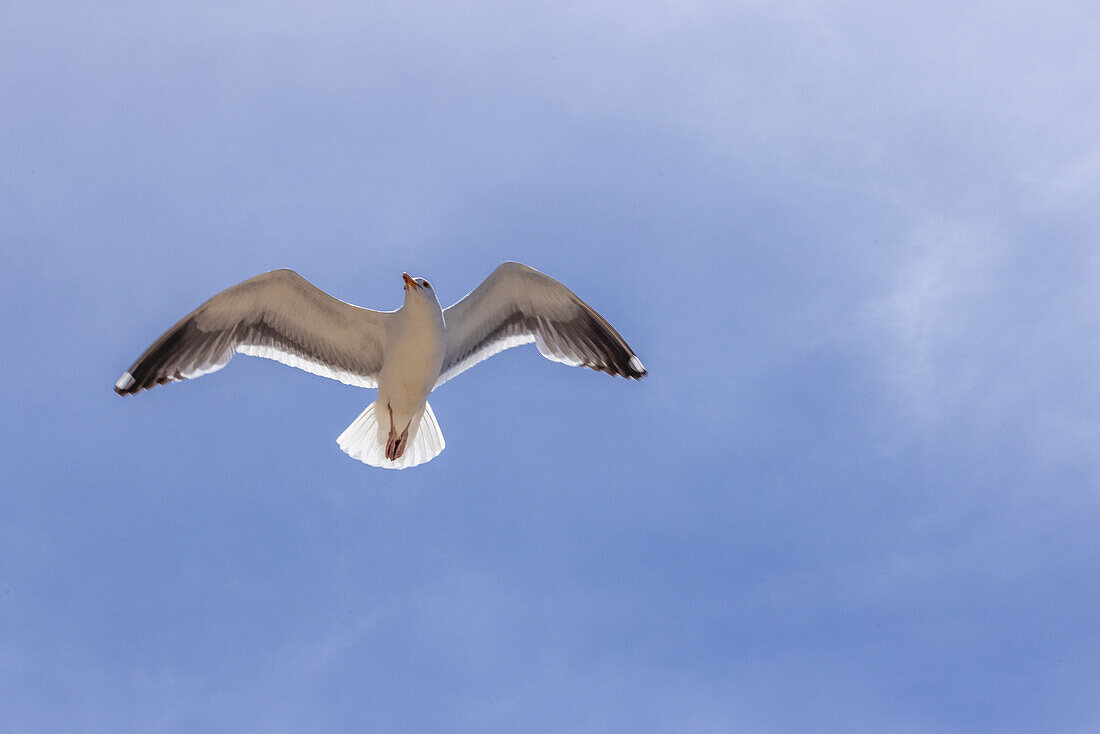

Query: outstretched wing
<box><xmin>115</xmin><ymin>269</ymin><xmax>390</xmax><ymax>395</ymax></box>
<box><xmin>437</xmin><ymin>262</ymin><xmax>646</xmax><ymax>387</ymax></box>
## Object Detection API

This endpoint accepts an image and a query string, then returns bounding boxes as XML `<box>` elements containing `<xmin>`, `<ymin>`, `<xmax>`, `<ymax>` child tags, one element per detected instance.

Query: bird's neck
<box><xmin>399</xmin><ymin>297</ymin><xmax>444</xmax><ymax>332</ymax></box>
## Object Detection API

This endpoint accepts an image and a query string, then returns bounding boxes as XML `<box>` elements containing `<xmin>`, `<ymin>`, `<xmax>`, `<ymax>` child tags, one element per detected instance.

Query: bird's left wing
<box><xmin>115</xmin><ymin>269</ymin><xmax>390</xmax><ymax>394</ymax></box>
<box><xmin>437</xmin><ymin>262</ymin><xmax>646</xmax><ymax>387</ymax></box>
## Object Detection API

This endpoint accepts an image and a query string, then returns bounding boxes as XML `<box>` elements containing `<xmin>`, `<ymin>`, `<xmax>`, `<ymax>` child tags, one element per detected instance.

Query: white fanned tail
<box><xmin>336</xmin><ymin>400</ymin><xmax>445</xmax><ymax>470</ymax></box>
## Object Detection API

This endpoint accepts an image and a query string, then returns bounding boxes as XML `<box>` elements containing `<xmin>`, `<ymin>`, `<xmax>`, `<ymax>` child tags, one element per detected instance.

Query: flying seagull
<box><xmin>114</xmin><ymin>262</ymin><xmax>646</xmax><ymax>469</ymax></box>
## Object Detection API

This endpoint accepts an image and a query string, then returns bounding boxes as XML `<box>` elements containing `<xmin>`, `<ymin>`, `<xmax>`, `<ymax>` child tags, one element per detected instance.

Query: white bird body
<box><xmin>374</xmin><ymin>279</ymin><xmax>445</xmax><ymax>457</ymax></box>
<box><xmin>115</xmin><ymin>262</ymin><xmax>645</xmax><ymax>469</ymax></box>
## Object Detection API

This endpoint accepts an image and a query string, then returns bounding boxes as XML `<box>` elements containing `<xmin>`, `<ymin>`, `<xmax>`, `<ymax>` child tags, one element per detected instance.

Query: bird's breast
<box><xmin>378</xmin><ymin>303</ymin><xmax>445</xmax><ymax>408</ymax></box>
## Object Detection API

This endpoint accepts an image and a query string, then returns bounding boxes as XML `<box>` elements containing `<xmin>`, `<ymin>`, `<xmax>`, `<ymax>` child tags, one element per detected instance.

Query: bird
<box><xmin>114</xmin><ymin>262</ymin><xmax>646</xmax><ymax>469</ymax></box>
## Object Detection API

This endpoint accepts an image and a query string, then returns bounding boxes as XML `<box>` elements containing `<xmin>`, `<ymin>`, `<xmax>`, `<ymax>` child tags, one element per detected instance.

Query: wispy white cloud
<box><xmin>861</xmin><ymin>222</ymin><xmax>1007</xmax><ymax>424</ymax></box>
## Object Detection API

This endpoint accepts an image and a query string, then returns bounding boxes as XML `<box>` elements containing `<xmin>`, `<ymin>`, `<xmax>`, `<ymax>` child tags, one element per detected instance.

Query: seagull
<box><xmin>114</xmin><ymin>262</ymin><xmax>646</xmax><ymax>469</ymax></box>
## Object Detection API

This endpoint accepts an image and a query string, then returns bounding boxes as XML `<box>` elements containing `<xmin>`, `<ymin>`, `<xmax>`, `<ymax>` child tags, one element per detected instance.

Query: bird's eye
<box><xmin>422</xmin><ymin>281</ymin><xmax>431</xmax><ymax>289</ymax></box>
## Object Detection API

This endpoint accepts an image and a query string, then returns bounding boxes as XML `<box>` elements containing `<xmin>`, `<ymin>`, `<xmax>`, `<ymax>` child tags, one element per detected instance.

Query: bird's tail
<box><xmin>336</xmin><ymin>400</ymin><xmax>445</xmax><ymax>470</ymax></box>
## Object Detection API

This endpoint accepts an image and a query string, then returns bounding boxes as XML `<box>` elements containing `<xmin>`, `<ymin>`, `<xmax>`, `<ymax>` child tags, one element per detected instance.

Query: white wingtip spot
<box><xmin>629</xmin><ymin>356</ymin><xmax>645</xmax><ymax>373</ymax></box>
<box><xmin>115</xmin><ymin>372</ymin><xmax>135</xmax><ymax>390</ymax></box>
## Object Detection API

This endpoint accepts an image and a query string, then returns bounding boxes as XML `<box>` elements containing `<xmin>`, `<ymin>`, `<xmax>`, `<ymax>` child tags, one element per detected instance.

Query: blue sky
<box><xmin>3</xmin><ymin>1</ymin><xmax>1099</xmax><ymax>732</ymax></box>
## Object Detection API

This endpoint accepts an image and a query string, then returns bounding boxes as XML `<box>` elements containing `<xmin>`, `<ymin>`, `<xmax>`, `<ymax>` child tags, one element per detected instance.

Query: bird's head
<box><xmin>402</xmin><ymin>273</ymin><xmax>438</xmax><ymax>304</ymax></box>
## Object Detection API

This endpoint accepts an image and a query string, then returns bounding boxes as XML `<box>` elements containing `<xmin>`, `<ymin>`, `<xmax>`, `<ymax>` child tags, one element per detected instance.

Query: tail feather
<box><xmin>337</xmin><ymin>400</ymin><xmax>445</xmax><ymax>470</ymax></box>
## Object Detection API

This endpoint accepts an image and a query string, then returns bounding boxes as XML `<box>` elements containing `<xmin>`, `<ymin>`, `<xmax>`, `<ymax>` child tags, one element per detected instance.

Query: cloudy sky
<box><xmin>3</xmin><ymin>1</ymin><xmax>1099</xmax><ymax>732</ymax></box>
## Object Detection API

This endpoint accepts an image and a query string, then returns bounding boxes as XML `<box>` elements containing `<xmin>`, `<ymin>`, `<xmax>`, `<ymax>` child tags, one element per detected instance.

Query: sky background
<box><xmin>3</xmin><ymin>1</ymin><xmax>1099</xmax><ymax>732</ymax></box>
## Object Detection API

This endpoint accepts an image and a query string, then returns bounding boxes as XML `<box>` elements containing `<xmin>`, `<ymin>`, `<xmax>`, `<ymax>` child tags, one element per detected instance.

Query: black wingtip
<box><xmin>114</xmin><ymin>371</ymin><xmax>136</xmax><ymax>395</ymax></box>
<box><xmin>595</xmin><ymin>358</ymin><xmax>646</xmax><ymax>380</ymax></box>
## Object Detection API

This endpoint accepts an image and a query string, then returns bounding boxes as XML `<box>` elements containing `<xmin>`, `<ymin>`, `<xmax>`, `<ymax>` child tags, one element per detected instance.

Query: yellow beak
<box><xmin>402</xmin><ymin>273</ymin><xmax>420</xmax><ymax>289</ymax></box>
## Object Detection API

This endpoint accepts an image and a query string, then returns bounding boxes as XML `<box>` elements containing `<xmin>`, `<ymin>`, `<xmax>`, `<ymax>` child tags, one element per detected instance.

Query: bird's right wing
<box><xmin>437</xmin><ymin>262</ymin><xmax>646</xmax><ymax>387</ymax></box>
<box><xmin>115</xmin><ymin>269</ymin><xmax>391</xmax><ymax>394</ymax></box>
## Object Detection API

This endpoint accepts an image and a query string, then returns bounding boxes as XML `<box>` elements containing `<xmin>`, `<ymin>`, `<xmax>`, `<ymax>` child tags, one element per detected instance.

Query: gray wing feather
<box><xmin>437</xmin><ymin>262</ymin><xmax>646</xmax><ymax>386</ymax></box>
<box><xmin>115</xmin><ymin>269</ymin><xmax>389</xmax><ymax>394</ymax></box>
